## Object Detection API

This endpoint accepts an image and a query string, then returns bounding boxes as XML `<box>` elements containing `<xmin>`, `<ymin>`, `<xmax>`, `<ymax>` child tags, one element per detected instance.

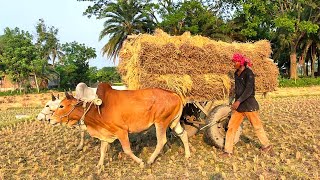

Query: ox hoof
<box><xmin>139</xmin><ymin>162</ymin><xmax>145</xmax><ymax>168</ymax></box>
<box><xmin>147</xmin><ymin>159</ymin><xmax>154</xmax><ymax>165</ymax></box>
<box><xmin>185</xmin><ymin>153</ymin><xmax>191</xmax><ymax>159</ymax></box>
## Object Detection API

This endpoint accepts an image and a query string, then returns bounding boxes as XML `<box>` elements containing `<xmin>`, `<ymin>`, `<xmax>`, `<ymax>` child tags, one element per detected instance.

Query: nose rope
<box><xmin>56</xmin><ymin>101</ymin><xmax>83</xmax><ymax>124</ymax></box>
<box><xmin>61</xmin><ymin>105</ymin><xmax>77</xmax><ymax>124</ymax></box>
<box><xmin>78</xmin><ymin>101</ymin><xmax>94</xmax><ymax>126</ymax></box>
<box><xmin>55</xmin><ymin>98</ymin><xmax>101</xmax><ymax>126</ymax></box>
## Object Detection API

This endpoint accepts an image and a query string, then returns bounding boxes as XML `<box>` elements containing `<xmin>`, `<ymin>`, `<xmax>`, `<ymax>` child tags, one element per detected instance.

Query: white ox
<box><xmin>36</xmin><ymin>94</ymin><xmax>61</xmax><ymax>121</ymax></box>
<box><xmin>37</xmin><ymin>83</ymin><xmax>127</xmax><ymax>150</ymax></box>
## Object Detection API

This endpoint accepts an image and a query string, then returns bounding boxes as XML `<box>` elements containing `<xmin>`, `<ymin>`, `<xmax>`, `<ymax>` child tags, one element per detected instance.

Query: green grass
<box><xmin>0</xmin><ymin>89</ymin><xmax>51</xmax><ymax>97</ymax></box>
<box><xmin>279</xmin><ymin>77</ymin><xmax>320</xmax><ymax>87</ymax></box>
<box><xmin>0</xmin><ymin>107</ymin><xmax>41</xmax><ymax>128</ymax></box>
<box><xmin>112</xmin><ymin>82</ymin><xmax>124</xmax><ymax>86</ymax></box>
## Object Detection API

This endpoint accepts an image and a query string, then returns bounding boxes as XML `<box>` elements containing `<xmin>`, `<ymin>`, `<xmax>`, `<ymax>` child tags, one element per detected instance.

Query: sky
<box><xmin>0</xmin><ymin>0</ymin><xmax>116</xmax><ymax>69</ymax></box>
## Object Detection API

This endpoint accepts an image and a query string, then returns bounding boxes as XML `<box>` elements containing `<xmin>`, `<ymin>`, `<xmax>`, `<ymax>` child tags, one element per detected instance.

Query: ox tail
<box><xmin>169</xmin><ymin>93</ymin><xmax>185</xmax><ymax>130</ymax></box>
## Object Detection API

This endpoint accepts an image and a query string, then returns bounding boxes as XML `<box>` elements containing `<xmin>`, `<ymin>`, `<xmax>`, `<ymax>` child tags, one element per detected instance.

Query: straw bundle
<box><xmin>118</xmin><ymin>29</ymin><xmax>278</xmax><ymax>102</ymax></box>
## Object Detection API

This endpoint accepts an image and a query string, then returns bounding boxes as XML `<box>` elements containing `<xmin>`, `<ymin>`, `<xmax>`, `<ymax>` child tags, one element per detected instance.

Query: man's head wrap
<box><xmin>232</xmin><ymin>53</ymin><xmax>252</xmax><ymax>67</ymax></box>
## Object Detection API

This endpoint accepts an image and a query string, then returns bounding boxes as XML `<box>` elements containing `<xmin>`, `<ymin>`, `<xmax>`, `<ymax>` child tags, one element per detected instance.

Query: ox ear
<box><xmin>51</xmin><ymin>93</ymin><xmax>56</xmax><ymax>101</ymax></box>
<box><xmin>65</xmin><ymin>91</ymin><xmax>73</xmax><ymax>99</ymax></box>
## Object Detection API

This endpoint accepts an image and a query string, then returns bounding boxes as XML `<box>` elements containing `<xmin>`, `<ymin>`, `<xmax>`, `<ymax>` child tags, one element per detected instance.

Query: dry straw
<box><xmin>118</xmin><ymin>29</ymin><xmax>279</xmax><ymax>102</ymax></box>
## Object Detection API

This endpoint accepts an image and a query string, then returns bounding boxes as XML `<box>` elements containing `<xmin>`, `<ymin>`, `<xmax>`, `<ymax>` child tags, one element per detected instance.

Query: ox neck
<box><xmin>76</xmin><ymin>100</ymin><xmax>98</xmax><ymax>126</ymax></box>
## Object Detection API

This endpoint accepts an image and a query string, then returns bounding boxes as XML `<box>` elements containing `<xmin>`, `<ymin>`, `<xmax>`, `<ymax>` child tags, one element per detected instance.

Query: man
<box><xmin>221</xmin><ymin>53</ymin><xmax>272</xmax><ymax>157</ymax></box>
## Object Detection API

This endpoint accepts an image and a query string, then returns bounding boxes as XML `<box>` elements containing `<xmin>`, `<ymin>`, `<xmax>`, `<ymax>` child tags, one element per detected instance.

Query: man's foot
<box><xmin>260</xmin><ymin>145</ymin><xmax>272</xmax><ymax>152</ymax></box>
<box><xmin>220</xmin><ymin>152</ymin><xmax>232</xmax><ymax>158</ymax></box>
<box><xmin>260</xmin><ymin>145</ymin><xmax>275</xmax><ymax>156</ymax></box>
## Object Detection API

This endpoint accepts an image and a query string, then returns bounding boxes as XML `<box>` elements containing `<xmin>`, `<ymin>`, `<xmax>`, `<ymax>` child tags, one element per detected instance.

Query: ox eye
<box><xmin>59</xmin><ymin>105</ymin><xmax>64</xmax><ymax>108</ymax></box>
<box><xmin>46</xmin><ymin>105</ymin><xmax>49</xmax><ymax>107</ymax></box>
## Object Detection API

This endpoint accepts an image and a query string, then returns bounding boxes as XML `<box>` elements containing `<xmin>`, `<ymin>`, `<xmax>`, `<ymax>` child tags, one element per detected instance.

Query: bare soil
<box><xmin>0</xmin><ymin>87</ymin><xmax>319</xmax><ymax>179</ymax></box>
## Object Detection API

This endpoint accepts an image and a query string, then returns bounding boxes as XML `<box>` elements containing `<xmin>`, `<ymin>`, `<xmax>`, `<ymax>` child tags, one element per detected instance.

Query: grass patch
<box><xmin>279</xmin><ymin>77</ymin><xmax>320</xmax><ymax>87</ymax></box>
<box><xmin>0</xmin><ymin>89</ymin><xmax>51</xmax><ymax>97</ymax></box>
<box><xmin>0</xmin><ymin>107</ymin><xmax>41</xmax><ymax>128</ymax></box>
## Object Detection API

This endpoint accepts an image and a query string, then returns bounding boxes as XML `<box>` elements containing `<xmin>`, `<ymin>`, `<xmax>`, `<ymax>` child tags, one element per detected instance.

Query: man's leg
<box><xmin>245</xmin><ymin>111</ymin><xmax>270</xmax><ymax>148</ymax></box>
<box><xmin>224</xmin><ymin>111</ymin><xmax>245</xmax><ymax>154</ymax></box>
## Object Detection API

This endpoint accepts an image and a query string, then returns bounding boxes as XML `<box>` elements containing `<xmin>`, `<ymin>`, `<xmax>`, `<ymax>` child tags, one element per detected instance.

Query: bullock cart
<box><xmin>118</xmin><ymin>29</ymin><xmax>279</xmax><ymax>149</ymax></box>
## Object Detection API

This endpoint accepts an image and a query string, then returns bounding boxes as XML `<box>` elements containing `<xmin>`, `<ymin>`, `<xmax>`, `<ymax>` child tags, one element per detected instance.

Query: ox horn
<box><xmin>65</xmin><ymin>91</ymin><xmax>73</xmax><ymax>99</ymax></box>
<box><xmin>51</xmin><ymin>93</ymin><xmax>56</xmax><ymax>101</ymax></box>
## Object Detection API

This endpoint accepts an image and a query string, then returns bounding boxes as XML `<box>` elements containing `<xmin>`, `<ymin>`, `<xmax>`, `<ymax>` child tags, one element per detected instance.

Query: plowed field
<box><xmin>0</xmin><ymin>87</ymin><xmax>319</xmax><ymax>179</ymax></box>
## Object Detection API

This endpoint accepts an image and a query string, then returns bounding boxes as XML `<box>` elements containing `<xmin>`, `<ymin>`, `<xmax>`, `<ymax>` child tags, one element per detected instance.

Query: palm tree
<box><xmin>99</xmin><ymin>0</ymin><xmax>155</xmax><ymax>62</ymax></box>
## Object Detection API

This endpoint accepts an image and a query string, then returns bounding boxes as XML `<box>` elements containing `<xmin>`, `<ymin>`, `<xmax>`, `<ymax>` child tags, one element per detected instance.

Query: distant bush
<box><xmin>279</xmin><ymin>77</ymin><xmax>320</xmax><ymax>87</ymax></box>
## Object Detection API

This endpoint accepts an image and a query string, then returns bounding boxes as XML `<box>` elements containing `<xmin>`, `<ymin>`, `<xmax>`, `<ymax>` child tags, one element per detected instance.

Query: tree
<box><xmin>87</xmin><ymin>66</ymin><xmax>99</xmax><ymax>85</ymax></box>
<box><xmin>299</xmin><ymin>37</ymin><xmax>312</xmax><ymax>76</ymax></box>
<box><xmin>96</xmin><ymin>67</ymin><xmax>121</xmax><ymax>83</ymax></box>
<box><xmin>56</xmin><ymin>41</ymin><xmax>97</xmax><ymax>89</ymax></box>
<box><xmin>88</xmin><ymin>66</ymin><xmax>121</xmax><ymax>84</ymax></box>
<box><xmin>158</xmin><ymin>0</ymin><xmax>222</xmax><ymax>36</ymax></box>
<box><xmin>33</xmin><ymin>19</ymin><xmax>64</xmax><ymax>91</ymax></box>
<box><xmin>272</xmin><ymin>1</ymin><xmax>319</xmax><ymax>79</ymax></box>
<box><xmin>80</xmin><ymin>0</ymin><xmax>156</xmax><ymax>62</ymax></box>
<box><xmin>0</xmin><ymin>35</ymin><xmax>6</xmax><ymax>73</ymax></box>
<box><xmin>35</xmin><ymin>19</ymin><xmax>63</xmax><ymax>67</ymax></box>
<box><xmin>226</xmin><ymin>0</ymin><xmax>319</xmax><ymax>79</ymax></box>
<box><xmin>0</xmin><ymin>27</ymin><xmax>44</xmax><ymax>92</ymax></box>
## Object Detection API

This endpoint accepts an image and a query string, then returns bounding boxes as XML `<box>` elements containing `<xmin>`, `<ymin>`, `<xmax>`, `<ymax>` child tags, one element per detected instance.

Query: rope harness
<box><xmin>57</xmin><ymin>98</ymin><xmax>102</xmax><ymax>127</ymax></box>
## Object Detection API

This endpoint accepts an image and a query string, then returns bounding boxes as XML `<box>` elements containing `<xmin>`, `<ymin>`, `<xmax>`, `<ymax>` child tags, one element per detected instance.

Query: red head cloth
<box><xmin>232</xmin><ymin>53</ymin><xmax>252</xmax><ymax>67</ymax></box>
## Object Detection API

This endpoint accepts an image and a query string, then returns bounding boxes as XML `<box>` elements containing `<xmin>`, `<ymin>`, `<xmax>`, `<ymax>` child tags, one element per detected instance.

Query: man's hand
<box><xmin>231</xmin><ymin>101</ymin><xmax>240</xmax><ymax>110</ymax></box>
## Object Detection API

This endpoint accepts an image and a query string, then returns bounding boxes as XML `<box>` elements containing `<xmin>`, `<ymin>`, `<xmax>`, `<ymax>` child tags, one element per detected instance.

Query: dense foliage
<box><xmin>279</xmin><ymin>77</ymin><xmax>320</xmax><ymax>87</ymax></box>
<box><xmin>55</xmin><ymin>42</ymin><xmax>97</xmax><ymax>89</ymax></box>
<box><xmin>0</xmin><ymin>20</ymin><xmax>119</xmax><ymax>91</ymax></box>
<box><xmin>0</xmin><ymin>27</ymin><xmax>43</xmax><ymax>91</ymax></box>
<box><xmin>82</xmin><ymin>0</ymin><xmax>320</xmax><ymax>80</ymax></box>
<box><xmin>87</xmin><ymin>66</ymin><xmax>121</xmax><ymax>86</ymax></box>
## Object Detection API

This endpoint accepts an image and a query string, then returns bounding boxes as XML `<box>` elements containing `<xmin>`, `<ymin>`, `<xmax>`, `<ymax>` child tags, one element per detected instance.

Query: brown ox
<box><xmin>50</xmin><ymin>83</ymin><xmax>190</xmax><ymax>167</ymax></box>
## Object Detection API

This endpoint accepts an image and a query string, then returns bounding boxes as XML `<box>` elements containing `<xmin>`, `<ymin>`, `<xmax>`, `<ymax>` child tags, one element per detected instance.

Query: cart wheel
<box><xmin>182</xmin><ymin>120</ymin><xmax>200</xmax><ymax>137</ymax></box>
<box><xmin>205</xmin><ymin>105</ymin><xmax>242</xmax><ymax>149</ymax></box>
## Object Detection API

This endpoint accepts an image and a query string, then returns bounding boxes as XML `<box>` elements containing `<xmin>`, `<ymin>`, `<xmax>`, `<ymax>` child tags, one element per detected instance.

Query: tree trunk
<box><xmin>301</xmin><ymin>40</ymin><xmax>312</xmax><ymax>76</ymax></box>
<box><xmin>289</xmin><ymin>50</ymin><xmax>298</xmax><ymax>79</ymax></box>
<box><xmin>34</xmin><ymin>74</ymin><xmax>40</xmax><ymax>93</ymax></box>
<box><xmin>317</xmin><ymin>53</ymin><xmax>320</xmax><ymax>77</ymax></box>
<box><xmin>311</xmin><ymin>44</ymin><xmax>316</xmax><ymax>78</ymax></box>
<box><xmin>52</xmin><ymin>52</ymin><xmax>56</xmax><ymax>68</ymax></box>
<box><xmin>289</xmin><ymin>32</ymin><xmax>305</xmax><ymax>79</ymax></box>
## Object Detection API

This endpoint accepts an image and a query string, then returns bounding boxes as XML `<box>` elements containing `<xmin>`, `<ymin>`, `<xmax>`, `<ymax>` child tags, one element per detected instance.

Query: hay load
<box><xmin>118</xmin><ymin>29</ymin><xmax>278</xmax><ymax>102</ymax></box>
